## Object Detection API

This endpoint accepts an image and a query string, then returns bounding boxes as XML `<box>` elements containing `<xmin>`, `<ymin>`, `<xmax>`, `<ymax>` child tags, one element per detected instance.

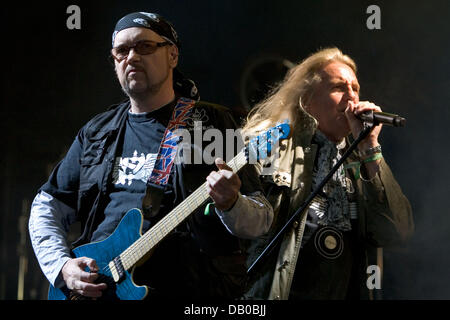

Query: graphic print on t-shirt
<box><xmin>112</xmin><ymin>150</ymin><xmax>158</xmax><ymax>186</ymax></box>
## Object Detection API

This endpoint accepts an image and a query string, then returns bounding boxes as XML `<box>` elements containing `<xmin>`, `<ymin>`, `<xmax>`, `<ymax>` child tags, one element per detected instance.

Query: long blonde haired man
<box><xmin>243</xmin><ymin>47</ymin><xmax>413</xmax><ymax>300</ymax></box>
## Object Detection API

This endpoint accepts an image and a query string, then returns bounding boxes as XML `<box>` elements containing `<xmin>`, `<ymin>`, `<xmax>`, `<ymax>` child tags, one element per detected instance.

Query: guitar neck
<box><xmin>119</xmin><ymin>149</ymin><xmax>248</xmax><ymax>270</ymax></box>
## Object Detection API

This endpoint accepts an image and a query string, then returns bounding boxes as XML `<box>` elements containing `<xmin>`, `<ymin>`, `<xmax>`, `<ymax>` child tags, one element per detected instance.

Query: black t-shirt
<box><xmin>91</xmin><ymin>100</ymin><xmax>176</xmax><ymax>242</ymax></box>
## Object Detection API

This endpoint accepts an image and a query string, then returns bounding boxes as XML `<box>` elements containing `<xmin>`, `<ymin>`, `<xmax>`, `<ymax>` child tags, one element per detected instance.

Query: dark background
<box><xmin>1</xmin><ymin>0</ymin><xmax>449</xmax><ymax>300</ymax></box>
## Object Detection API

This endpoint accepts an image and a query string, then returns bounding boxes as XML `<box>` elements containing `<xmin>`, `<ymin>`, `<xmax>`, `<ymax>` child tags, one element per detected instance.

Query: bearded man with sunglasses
<box><xmin>29</xmin><ymin>12</ymin><xmax>273</xmax><ymax>300</ymax></box>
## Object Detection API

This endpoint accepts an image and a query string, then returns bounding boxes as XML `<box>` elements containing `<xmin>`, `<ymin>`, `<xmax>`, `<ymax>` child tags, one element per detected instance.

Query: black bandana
<box><xmin>112</xmin><ymin>12</ymin><xmax>179</xmax><ymax>48</ymax></box>
<box><xmin>112</xmin><ymin>12</ymin><xmax>199</xmax><ymax>101</ymax></box>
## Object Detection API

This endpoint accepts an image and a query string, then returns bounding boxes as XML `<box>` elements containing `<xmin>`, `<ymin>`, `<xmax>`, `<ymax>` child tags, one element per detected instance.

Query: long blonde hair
<box><xmin>242</xmin><ymin>47</ymin><xmax>357</xmax><ymax>135</ymax></box>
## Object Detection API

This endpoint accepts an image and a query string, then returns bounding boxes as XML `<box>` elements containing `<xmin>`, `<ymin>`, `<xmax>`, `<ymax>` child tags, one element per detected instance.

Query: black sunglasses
<box><xmin>111</xmin><ymin>40</ymin><xmax>171</xmax><ymax>62</ymax></box>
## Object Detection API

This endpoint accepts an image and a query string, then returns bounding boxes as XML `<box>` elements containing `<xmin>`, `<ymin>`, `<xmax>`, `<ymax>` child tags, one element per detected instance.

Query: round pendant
<box><xmin>313</xmin><ymin>226</ymin><xmax>344</xmax><ymax>259</ymax></box>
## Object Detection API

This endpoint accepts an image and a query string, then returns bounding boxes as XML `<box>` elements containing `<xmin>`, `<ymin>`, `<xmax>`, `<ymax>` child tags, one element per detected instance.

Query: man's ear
<box><xmin>168</xmin><ymin>45</ymin><xmax>179</xmax><ymax>68</ymax></box>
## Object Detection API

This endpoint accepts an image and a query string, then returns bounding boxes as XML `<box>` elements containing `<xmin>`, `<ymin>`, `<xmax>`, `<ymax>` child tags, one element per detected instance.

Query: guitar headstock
<box><xmin>246</xmin><ymin>120</ymin><xmax>290</xmax><ymax>163</ymax></box>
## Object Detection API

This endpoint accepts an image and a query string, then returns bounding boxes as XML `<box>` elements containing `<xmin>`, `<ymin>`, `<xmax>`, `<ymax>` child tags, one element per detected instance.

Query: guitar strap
<box><xmin>142</xmin><ymin>97</ymin><xmax>196</xmax><ymax>219</ymax></box>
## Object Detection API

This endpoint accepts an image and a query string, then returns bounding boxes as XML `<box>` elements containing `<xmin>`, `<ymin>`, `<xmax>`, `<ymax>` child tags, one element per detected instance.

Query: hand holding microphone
<box><xmin>345</xmin><ymin>101</ymin><xmax>406</xmax><ymax>179</ymax></box>
<box><xmin>345</xmin><ymin>101</ymin><xmax>383</xmax><ymax>147</ymax></box>
<box><xmin>345</xmin><ymin>101</ymin><xmax>406</xmax><ymax>140</ymax></box>
<box><xmin>345</xmin><ymin>101</ymin><xmax>384</xmax><ymax>179</ymax></box>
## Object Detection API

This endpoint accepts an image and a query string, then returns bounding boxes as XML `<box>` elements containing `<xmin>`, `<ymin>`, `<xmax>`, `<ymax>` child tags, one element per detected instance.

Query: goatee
<box><xmin>122</xmin><ymin>72</ymin><xmax>169</xmax><ymax>101</ymax></box>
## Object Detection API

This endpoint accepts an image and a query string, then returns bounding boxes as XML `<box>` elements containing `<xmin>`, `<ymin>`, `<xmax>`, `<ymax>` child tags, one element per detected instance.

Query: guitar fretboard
<box><xmin>119</xmin><ymin>150</ymin><xmax>248</xmax><ymax>270</ymax></box>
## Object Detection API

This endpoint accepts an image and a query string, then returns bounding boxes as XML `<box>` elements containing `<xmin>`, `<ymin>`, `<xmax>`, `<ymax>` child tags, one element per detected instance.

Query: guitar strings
<box><xmin>121</xmin><ymin>151</ymin><xmax>247</xmax><ymax>267</ymax></box>
<box><xmin>99</xmin><ymin>124</ymin><xmax>284</xmax><ymax>273</ymax></box>
<box><xmin>97</xmin><ymin>150</ymin><xmax>248</xmax><ymax>277</ymax></box>
<box><xmin>97</xmin><ymin>134</ymin><xmax>272</xmax><ymax>276</ymax></box>
<box><xmin>121</xmin><ymin>150</ymin><xmax>247</xmax><ymax>267</ymax></box>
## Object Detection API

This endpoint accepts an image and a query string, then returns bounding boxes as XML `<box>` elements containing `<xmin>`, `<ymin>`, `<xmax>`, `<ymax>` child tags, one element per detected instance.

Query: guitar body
<box><xmin>48</xmin><ymin>208</ymin><xmax>148</xmax><ymax>300</ymax></box>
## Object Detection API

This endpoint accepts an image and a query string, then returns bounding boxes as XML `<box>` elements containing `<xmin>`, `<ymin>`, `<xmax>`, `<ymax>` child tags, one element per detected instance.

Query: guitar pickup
<box><xmin>108</xmin><ymin>256</ymin><xmax>125</xmax><ymax>283</ymax></box>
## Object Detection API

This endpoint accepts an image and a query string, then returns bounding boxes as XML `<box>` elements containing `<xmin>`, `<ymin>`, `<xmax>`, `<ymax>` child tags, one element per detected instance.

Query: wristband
<box><xmin>344</xmin><ymin>153</ymin><xmax>383</xmax><ymax>180</ymax></box>
<box><xmin>362</xmin><ymin>152</ymin><xmax>383</xmax><ymax>163</ymax></box>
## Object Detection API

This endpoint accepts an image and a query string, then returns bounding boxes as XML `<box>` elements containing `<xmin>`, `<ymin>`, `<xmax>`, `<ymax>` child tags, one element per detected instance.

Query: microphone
<box><xmin>356</xmin><ymin>111</ymin><xmax>406</xmax><ymax>127</ymax></box>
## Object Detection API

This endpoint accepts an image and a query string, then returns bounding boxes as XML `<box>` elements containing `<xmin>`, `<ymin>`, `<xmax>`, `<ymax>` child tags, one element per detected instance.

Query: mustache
<box><xmin>126</xmin><ymin>66</ymin><xmax>146</xmax><ymax>76</ymax></box>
